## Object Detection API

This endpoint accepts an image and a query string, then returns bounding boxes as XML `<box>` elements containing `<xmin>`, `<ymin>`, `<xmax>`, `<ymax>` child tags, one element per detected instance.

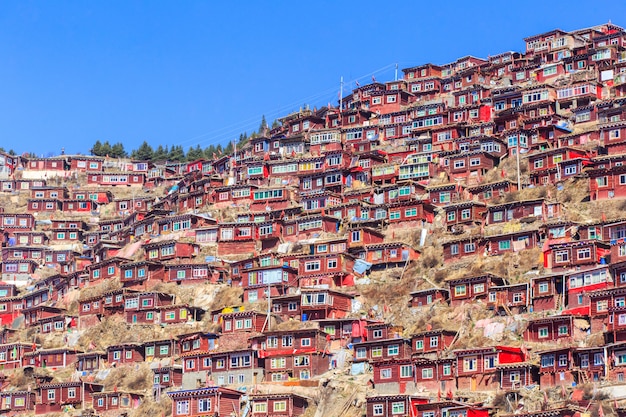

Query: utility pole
<box><xmin>339</xmin><ymin>77</ymin><xmax>344</xmax><ymax>114</ymax></box>
<box><xmin>395</xmin><ymin>63</ymin><xmax>398</xmax><ymax>81</ymax></box>
<box><xmin>516</xmin><ymin>139</ymin><xmax>521</xmax><ymax>191</ymax></box>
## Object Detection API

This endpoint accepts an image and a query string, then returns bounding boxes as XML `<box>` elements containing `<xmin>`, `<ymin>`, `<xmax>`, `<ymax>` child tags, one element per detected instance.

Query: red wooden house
<box><xmin>523</xmin><ymin>315</ymin><xmax>578</xmax><ymax>343</ymax></box>
<box><xmin>0</xmin><ymin>342</ymin><xmax>36</xmax><ymax>369</ymax></box>
<box><xmin>23</xmin><ymin>347</ymin><xmax>81</xmax><ymax>369</ymax></box>
<box><xmin>442</xmin><ymin>236</ymin><xmax>487</xmax><ymax>262</ymax></box>
<box><xmin>352</xmin><ymin>334</ymin><xmax>412</xmax><ymax>365</ymax></box>
<box><xmin>30</xmin><ymin>186</ymin><xmax>68</xmax><ymax>199</ymax></box>
<box><xmin>0</xmin><ymin>390</ymin><xmax>36</xmax><ymax>414</ymax></box>
<box><xmin>0</xmin><ymin>213</ymin><xmax>35</xmax><ymax>232</ymax></box>
<box><xmin>220</xmin><ymin>310</ymin><xmax>268</xmax><ymax>334</ymax></box>
<box><xmin>453</xmin><ymin>347</ymin><xmax>500</xmax><ymax>391</ymax></box>
<box><xmin>531</xmin><ymin>273</ymin><xmax>566</xmax><ymax>313</ymax></box>
<box><xmin>76</xmin><ymin>351</ymin><xmax>106</xmax><ymax>372</ymax></box>
<box><xmin>371</xmin><ymin>358</ymin><xmax>416</xmax><ymax>394</ymax></box>
<box><xmin>87</xmin><ymin>256</ymin><xmax>130</xmax><ymax>283</ymax></box>
<box><xmin>92</xmin><ymin>391</ymin><xmax>142</xmax><ymax>412</ymax></box>
<box><xmin>446</xmin><ymin>274</ymin><xmax>506</xmax><ymax>307</ymax></box>
<box><xmin>153</xmin><ymin>364</ymin><xmax>183</xmax><ymax>389</ymax></box>
<box><xmin>366</xmin><ymin>394</ymin><xmax>420</xmax><ymax>417</ymax></box>
<box><xmin>466</xmin><ymin>180</ymin><xmax>516</xmax><ymax>202</ymax></box>
<box><xmin>487</xmin><ymin>282</ymin><xmax>529</xmax><ymax>314</ymax></box>
<box><xmin>282</xmin><ymin>215</ymin><xmax>340</xmax><ymax>242</ymax></box>
<box><xmin>35</xmin><ymin>382</ymin><xmax>103</xmax><ymax>415</ymax></box>
<box><xmin>164</xmin><ymin>262</ymin><xmax>220</xmax><ymax>285</ymax></box>
<box><xmin>168</xmin><ymin>386</ymin><xmax>243</xmax><ymax>417</ymax></box>
<box><xmin>441</xmin><ymin>201</ymin><xmax>486</xmax><ymax>231</ymax></box>
<box><xmin>543</xmin><ymin>240</ymin><xmax>610</xmax><ymax>270</ymax></box>
<box><xmin>249</xmin><ymin>393</ymin><xmax>309</xmax><ymax>417</ymax></box>
<box><xmin>537</xmin><ymin>347</ymin><xmax>575</xmax><ymax>387</ymax></box>
<box><xmin>143</xmin><ymin>239</ymin><xmax>199</xmax><ymax>262</ymax></box>
<box><xmin>497</xmin><ymin>361</ymin><xmax>536</xmax><ymax>390</ymax></box>
<box><xmin>120</xmin><ymin>260</ymin><xmax>165</xmax><ymax>288</ymax></box>
<box><xmin>241</xmin><ymin>265</ymin><xmax>298</xmax><ymax>303</ymax></box>
<box><xmin>411</xmin><ymin>329</ymin><xmax>456</xmax><ymax>355</ymax></box>
<box><xmin>412</xmin><ymin>357</ymin><xmax>456</xmax><ymax>392</ymax></box>
<box><xmin>409</xmin><ymin>288</ymin><xmax>449</xmax><ymax>308</ymax></box>
<box><xmin>251</xmin><ymin>328</ymin><xmax>330</xmax><ymax>382</ymax></box>
<box><xmin>87</xmin><ymin>171</ymin><xmax>146</xmax><ymax>186</ymax></box>
<box><xmin>587</xmin><ymin>163</ymin><xmax>626</xmax><ymax>201</ymax></box>
<box><xmin>351</xmin><ymin>242</ymin><xmax>420</xmax><ymax>269</ymax></box>
<box><xmin>27</xmin><ymin>198</ymin><xmax>61</xmax><ymax>213</ymax></box>
<box><xmin>106</xmin><ymin>343</ymin><xmax>145</xmax><ymax>365</ymax></box>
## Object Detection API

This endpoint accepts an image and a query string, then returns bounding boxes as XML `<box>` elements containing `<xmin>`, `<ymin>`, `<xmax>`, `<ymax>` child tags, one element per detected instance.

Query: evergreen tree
<box><xmin>186</xmin><ymin>145</ymin><xmax>204</xmax><ymax>161</ymax></box>
<box><xmin>271</xmin><ymin>119</ymin><xmax>280</xmax><ymax>129</ymax></box>
<box><xmin>259</xmin><ymin>115</ymin><xmax>268</xmax><ymax>134</ymax></box>
<box><xmin>153</xmin><ymin>145</ymin><xmax>167</xmax><ymax>162</ymax></box>
<box><xmin>8</xmin><ymin>149</ymin><xmax>15</xmax><ymax>156</ymax></box>
<box><xmin>168</xmin><ymin>145</ymin><xmax>185</xmax><ymax>162</ymax></box>
<box><xmin>110</xmin><ymin>142</ymin><xmax>127</xmax><ymax>158</ymax></box>
<box><xmin>100</xmin><ymin>141</ymin><xmax>113</xmax><ymax>157</ymax></box>
<box><xmin>132</xmin><ymin>141</ymin><xmax>154</xmax><ymax>161</ymax></box>
<box><xmin>204</xmin><ymin>144</ymin><xmax>216</xmax><ymax>159</ymax></box>
<box><xmin>91</xmin><ymin>140</ymin><xmax>103</xmax><ymax>156</ymax></box>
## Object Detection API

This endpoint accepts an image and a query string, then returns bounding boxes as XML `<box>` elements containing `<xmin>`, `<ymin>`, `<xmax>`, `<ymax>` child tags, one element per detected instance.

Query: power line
<box><xmin>176</xmin><ymin>63</ymin><xmax>399</xmax><ymax>149</ymax></box>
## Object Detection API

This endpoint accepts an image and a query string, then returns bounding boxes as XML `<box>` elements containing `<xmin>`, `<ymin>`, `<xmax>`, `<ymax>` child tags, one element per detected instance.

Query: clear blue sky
<box><xmin>0</xmin><ymin>1</ymin><xmax>623</xmax><ymax>156</ymax></box>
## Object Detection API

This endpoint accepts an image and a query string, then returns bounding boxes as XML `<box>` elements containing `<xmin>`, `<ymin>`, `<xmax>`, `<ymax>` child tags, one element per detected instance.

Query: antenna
<box><xmin>395</xmin><ymin>63</ymin><xmax>398</xmax><ymax>81</ymax></box>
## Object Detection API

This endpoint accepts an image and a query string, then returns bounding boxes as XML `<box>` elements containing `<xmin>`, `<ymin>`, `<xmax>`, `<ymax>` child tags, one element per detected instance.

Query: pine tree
<box><xmin>259</xmin><ymin>115</ymin><xmax>268</xmax><ymax>134</ymax></box>
<box><xmin>110</xmin><ymin>142</ymin><xmax>127</xmax><ymax>158</ymax></box>
<box><xmin>204</xmin><ymin>145</ymin><xmax>216</xmax><ymax>159</ymax></box>
<box><xmin>186</xmin><ymin>145</ymin><xmax>204</xmax><ymax>161</ymax></box>
<box><xmin>91</xmin><ymin>141</ymin><xmax>103</xmax><ymax>156</ymax></box>
<box><xmin>100</xmin><ymin>141</ymin><xmax>113</xmax><ymax>157</ymax></box>
<box><xmin>153</xmin><ymin>145</ymin><xmax>166</xmax><ymax>161</ymax></box>
<box><xmin>168</xmin><ymin>145</ymin><xmax>185</xmax><ymax>162</ymax></box>
<box><xmin>133</xmin><ymin>141</ymin><xmax>154</xmax><ymax>161</ymax></box>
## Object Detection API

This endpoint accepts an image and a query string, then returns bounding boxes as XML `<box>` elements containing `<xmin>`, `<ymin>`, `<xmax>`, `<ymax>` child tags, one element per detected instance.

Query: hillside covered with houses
<box><xmin>4</xmin><ymin>21</ymin><xmax>626</xmax><ymax>417</ymax></box>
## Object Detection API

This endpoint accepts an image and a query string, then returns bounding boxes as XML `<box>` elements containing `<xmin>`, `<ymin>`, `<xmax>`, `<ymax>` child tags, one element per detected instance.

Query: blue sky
<box><xmin>0</xmin><ymin>1</ymin><xmax>624</xmax><ymax>156</ymax></box>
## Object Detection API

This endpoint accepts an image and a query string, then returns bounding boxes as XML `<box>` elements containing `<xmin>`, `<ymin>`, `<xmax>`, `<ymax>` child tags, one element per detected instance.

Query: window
<box><xmin>539</xmin><ymin>327</ymin><xmax>549</xmax><ymax>338</ymax></box>
<box><xmin>392</xmin><ymin>402</ymin><xmax>405</xmax><ymax>415</ymax></box>
<box><xmin>388</xmin><ymin>344</ymin><xmax>399</xmax><ymax>356</ymax></box>
<box><xmin>381</xmin><ymin>368</ymin><xmax>392</xmax><ymax>379</ymax></box>
<box><xmin>463</xmin><ymin>357</ymin><xmax>477</xmax><ymax>371</ymax></box>
<box><xmin>422</xmin><ymin>368</ymin><xmax>433</xmax><ymax>379</ymax></box>
<box><xmin>373</xmin><ymin>404</ymin><xmax>384</xmax><ymax>416</ymax></box>
<box><xmin>254</xmin><ymin>403</ymin><xmax>268</xmax><ymax>413</ymax></box>
<box><xmin>176</xmin><ymin>400</ymin><xmax>189</xmax><ymax>415</ymax></box>
<box><xmin>47</xmin><ymin>389</ymin><xmax>55</xmax><ymax>401</ymax></box>
<box><xmin>371</xmin><ymin>347</ymin><xmax>383</xmax><ymax>358</ymax></box>
<box><xmin>455</xmin><ymin>285</ymin><xmax>466</xmax><ymax>296</ymax></box>
<box><xmin>401</xmin><ymin>365</ymin><xmax>413</xmax><ymax>378</ymax></box>
<box><xmin>415</xmin><ymin>340</ymin><xmax>423</xmax><ymax>350</ymax></box>
<box><xmin>274</xmin><ymin>401</ymin><xmax>287</xmax><ymax>412</ymax></box>
<box><xmin>541</xmin><ymin>355</ymin><xmax>555</xmax><ymax>367</ymax></box>
<box><xmin>430</xmin><ymin>336</ymin><xmax>439</xmax><ymax>348</ymax></box>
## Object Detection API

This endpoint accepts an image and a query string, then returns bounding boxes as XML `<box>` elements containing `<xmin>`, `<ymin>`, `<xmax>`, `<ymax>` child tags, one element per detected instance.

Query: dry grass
<box><xmin>103</xmin><ymin>363</ymin><xmax>152</xmax><ymax>391</ymax></box>
<box><xmin>131</xmin><ymin>395</ymin><xmax>172</xmax><ymax>417</ymax></box>
<box><xmin>77</xmin><ymin>315</ymin><xmax>162</xmax><ymax>350</ymax></box>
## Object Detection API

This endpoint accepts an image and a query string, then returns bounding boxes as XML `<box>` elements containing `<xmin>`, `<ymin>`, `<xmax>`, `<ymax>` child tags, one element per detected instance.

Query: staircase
<box><xmin>555</xmin><ymin>293</ymin><xmax>563</xmax><ymax>311</ymax></box>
